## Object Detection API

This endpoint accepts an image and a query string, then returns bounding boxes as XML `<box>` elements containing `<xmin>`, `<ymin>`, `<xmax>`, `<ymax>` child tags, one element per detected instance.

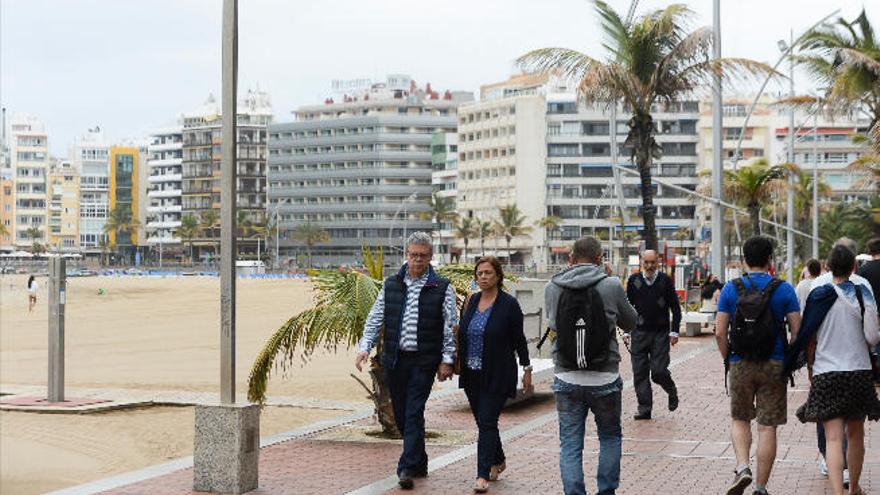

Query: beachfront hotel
<box><xmin>181</xmin><ymin>89</ymin><xmax>273</xmax><ymax>261</ymax></box>
<box><xmin>267</xmin><ymin>75</ymin><xmax>473</xmax><ymax>266</ymax></box>
<box><xmin>145</xmin><ymin>125</ymin><xmax>184</xmax><ymax>254</ymax></box>
<box><xmin>8</xmin><ymin>114</ymin><xmax>50</xmax><ymax>250</ymax></box>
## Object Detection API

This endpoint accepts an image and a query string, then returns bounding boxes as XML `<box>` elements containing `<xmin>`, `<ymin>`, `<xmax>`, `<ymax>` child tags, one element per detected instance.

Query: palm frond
<box><xmin>516</xmin><ymin>48</ymin><xmax>601</xmax><ymax>84</ymax></box>
<box><xmin>837</xmin><ymin>47</ymin><xmax>880</xmax><ymax>76</ymax></box>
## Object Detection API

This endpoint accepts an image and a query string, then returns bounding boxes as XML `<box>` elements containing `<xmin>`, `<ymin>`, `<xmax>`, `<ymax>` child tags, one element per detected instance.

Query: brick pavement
<box><xmin>90</xmin><ymin>334</ymin><xmax>878</xmax><ymax>494</ymax></box>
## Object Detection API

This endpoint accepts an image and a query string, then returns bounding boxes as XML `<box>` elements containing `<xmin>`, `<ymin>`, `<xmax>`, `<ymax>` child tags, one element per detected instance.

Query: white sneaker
<box><xmin>819</xmin><ymin>457</ymin><xmax>828</xmax><ymax>477</ymax></box>
<box><xmin>843</xmin><ymin>468</ymin><xmax>850</xmax><ymax>488</ymax></box>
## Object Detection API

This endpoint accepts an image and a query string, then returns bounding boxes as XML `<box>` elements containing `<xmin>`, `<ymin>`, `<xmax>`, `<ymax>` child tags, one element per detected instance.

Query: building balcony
<box><xmin>147</xmin><ymin>220</ymin><xmax>183</xmax><ymax>230</ymax></box>
<box><xmin>147</xmin><ymin>236</ymin><xmax>182</xmax><ymax>245</ymax></box>
<box><xmin>149</xmin><ymin>173</ymin><xmax>183</xmax><ymax>183</ymax></box>
<box><xmin>148</xmin><ymin>204</ymin><xmax>182</xmax><ymax>213</ymax></box>
<box><xmin>149</xmin><ymin>141</ymin><xmax>183</xmax><ymax>152</ymax></box>
<box><xmin>149</xmin><ymin>157</ymin><xmax>183</xmax><ymax>167</ymax></box>
<box><xmin>148</xmin><ymin>189</ymin><xmax>183</xmax><ymax>198</ymax></box>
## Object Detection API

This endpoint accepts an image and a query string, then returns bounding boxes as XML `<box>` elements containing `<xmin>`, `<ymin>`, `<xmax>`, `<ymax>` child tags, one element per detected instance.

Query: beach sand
<box><xmin>0</xmin><ymin>273</ymin><xmax>372</xmax><ymax>493</ymax></box>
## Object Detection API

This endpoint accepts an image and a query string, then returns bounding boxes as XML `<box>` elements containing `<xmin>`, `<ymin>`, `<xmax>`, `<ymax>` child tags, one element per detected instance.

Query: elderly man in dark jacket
<box><xmin>625</xmin><ymin>249</ymin><xmax>682</xmax><ymax>420</ymax></box>
<box><xmin>355</xmin><ymin>232</ymin><xmax>458</xmax><ymax>490</ymax></box>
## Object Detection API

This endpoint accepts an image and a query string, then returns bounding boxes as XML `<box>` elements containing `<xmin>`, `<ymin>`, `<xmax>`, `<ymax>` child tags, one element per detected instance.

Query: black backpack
<box><xmin>543</xmin><ymin>279</ymin><xmax>611</xmax><ymax>370</ymax></box>
<box><xmin>728</xmin><ymin>274</ymin><xmax>783</xmax><ymax>361</ymax></box>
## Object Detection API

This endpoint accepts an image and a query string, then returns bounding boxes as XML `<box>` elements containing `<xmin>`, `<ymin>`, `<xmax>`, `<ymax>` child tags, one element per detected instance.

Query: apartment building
<box><xmin>9</xmin><ymin>114</ymin><xmax>49</xmax><ymax>249</ymax></box>
<box><xmin>268</xmin><ymin>75</ymin><xmax>472</xmax><ymax>265</ymax></box>
<box><xmin>182</xmin><ymin>90</ymin><xmax>272</xmax><ymax>261</ymax></box>
<box><xmin>430</xmin><ymin>131</ymin><xmax>458</xmax><ymax>263</ymax></box>
<box><xmin>47</xmin><ymin>160</ymin><xmax>80</xmax><ymax>252</ymax></box>
<box><xmin>72</xmin><ymin>127</ymin><xmax>110</xmax><ymax>253</ymax></box>
<box><xmin>146</xmin><ymin>125</ymin><xmax>183</xmax><ymax>253</ymax></box>
<box><xmin>0</xmin><ymin>169</ymin><xmax>12</xmax><ymax>252</ymax></box>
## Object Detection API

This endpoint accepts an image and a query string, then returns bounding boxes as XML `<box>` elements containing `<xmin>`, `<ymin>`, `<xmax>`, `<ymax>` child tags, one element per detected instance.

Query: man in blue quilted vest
<box><xmin>355</xmin><ymin>231</ymin><xmax>458</xmax><ymax>490</ymax></box>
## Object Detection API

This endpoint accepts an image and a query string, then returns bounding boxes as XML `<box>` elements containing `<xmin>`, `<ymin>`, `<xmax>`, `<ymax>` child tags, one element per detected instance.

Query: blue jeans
<box><xmin>385</xmin><ymin>352</ymin><xmax>436</xmax><ymax>476</ymax></box>
<box><xmin>554</xmin><ymin>376</ymin><xmax>623</xmax><ymax>495</ymax></box>
<box><xmin>463</xmin><ymin>369</ymin><xmax>507</xmax><ymax>479</ymax></box>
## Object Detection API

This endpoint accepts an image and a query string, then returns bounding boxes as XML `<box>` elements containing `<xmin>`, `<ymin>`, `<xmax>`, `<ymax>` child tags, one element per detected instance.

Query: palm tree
<box><xmin>200</xmin><ymin>210</ymin><xmax>220</xmax><ymax>261</ymax></box>
<box><xmin>420</xmin><ymin>193</ymin><xmax>458</xmax><ymax>258</ymax></box>
<box><xmin>24</xmin><ymin>226</ymin><xmax>42</xmax><ymax>243</ymax></box>
<box><xmin>453</xmin><ymin>217</ymin><xmax>476</xmax><ymax>262</ymax></box>
<box><xmin>103</xmin><ymin>206</ymin><xmax>140</xmax><ymax>252</ymax></box>
<box><xmin>176</xmin><ymin>214</ymin><xmax>200</xmax><ymax>264</ymax></box>
<box><xmin>536</xmin><ymin>215</ymin><xmax>562</xmax><ymax>269</ymax></box>
<box><xmin>672</xmin><ymin>227</ymin><xmax>691</xmax><ymax>257</ymax></box>
<box><xmin>476</xmin><ymin>219</ymin><xmax>493</xmax><ymax>257</ymax></box>
<box><xmin>796</xmin><ymin>10</ymin><xmax>880</xmax><ymax>133</ymax></box>
<box><xmin>708</xmin><ymin>159</ymin><xmax>798</xmax><ymax>236</ymax></box>
<box><xmin>517</xmin><ymin>1</ymin><xmax>774</xmax><ymax>250</ymax></box>
<box><xmin>292</xmin><ymin>221</ymin><xmax>330</xmax><ymax>268</ymax></box>
<box><xmin>0</xmin><ymin>223</ymin><xmax>9</xmax><ymax>240</ymax></box>
<box><xmin>818</xmin><ymin>202</ymin><xmax>872</xmax><ymax>256</ymax></box>
<box><xmin>247</xmin><ymin>247</ymin><xmax>484</xmax><ymax>436</ymax></box>
<box><xmin>494</xmin><ymin>204</ymin><xmax>533</xmax><ymax>265</ymax></box>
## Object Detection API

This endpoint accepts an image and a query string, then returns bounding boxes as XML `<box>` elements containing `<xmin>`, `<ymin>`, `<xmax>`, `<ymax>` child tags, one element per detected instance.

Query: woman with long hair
<box><xmin>27</xmin><ymin>275</ymin><xmax>38</xmax><ymax>312</ymax></box>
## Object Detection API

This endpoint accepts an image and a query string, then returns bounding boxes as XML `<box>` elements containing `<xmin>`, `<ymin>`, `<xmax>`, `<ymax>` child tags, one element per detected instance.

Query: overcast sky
<box><xmin>1</xmin><ymin>0</ymin><xmax>874</xmax><ymax>155</ymax></box>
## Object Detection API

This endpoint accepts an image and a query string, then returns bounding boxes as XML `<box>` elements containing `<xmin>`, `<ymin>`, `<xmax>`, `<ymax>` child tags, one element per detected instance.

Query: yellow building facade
<box><xmin>47</xmin><ymin>161</ymin><xmax>80</xmax><ymax>252</ymax></box>
<box><xmin>108</xmin><ymin>147</ymin><xmax>139</xmax><ymax>251</ymax></box>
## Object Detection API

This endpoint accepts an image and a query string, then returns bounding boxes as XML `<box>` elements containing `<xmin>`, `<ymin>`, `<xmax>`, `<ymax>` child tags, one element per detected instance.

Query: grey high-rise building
<box><xmin>268</xmin><ymin>75</ymin><xmax>472</xmax><ymax>266</ymax></box>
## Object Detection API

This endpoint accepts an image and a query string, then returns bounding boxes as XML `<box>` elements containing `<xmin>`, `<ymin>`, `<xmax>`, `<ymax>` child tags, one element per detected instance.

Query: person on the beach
<box><xmin>27</xmin><ymin>275</ymin><xmax>38</xmax><ymax>312</ymax></box>
<box><xmin>787</xmin><ymin>245</ymin><xmax>880</xmax><ymax>495</ymax></box>
<box><xmin>624</xmin><ymin>249</ymin><xmax>681</xmax><ymax>421</ymax></box>
<box><xmin>715</xmin><ymin>235</ymin><xmax>801</xmax><ymax>495</ymax></box>
<box><xmin>544</xmin><ymin>236</ymin><xmax>637</xmax><ymax>495</ymax></box>
<box><xmin>355</xmin><ymin>232</ymin><xmax>458</xmax><ymax>490</ymax></box>
<box><xmin>457</xmin><ymin>256</ymin><xmax>531</xmax><ymax>493</ymax></box>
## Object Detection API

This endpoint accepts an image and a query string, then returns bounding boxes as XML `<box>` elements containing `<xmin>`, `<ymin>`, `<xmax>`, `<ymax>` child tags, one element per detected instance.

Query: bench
<box><xmin>682</xmin><ymin>311</ymin><xmax>715</xmax><ymax>337</ymax></box>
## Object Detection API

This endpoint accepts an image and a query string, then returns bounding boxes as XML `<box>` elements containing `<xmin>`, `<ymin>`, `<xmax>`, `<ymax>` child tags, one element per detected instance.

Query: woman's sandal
<box><xmin>474</xmin><ymin>478</ymin><xmax>490</xmax><ymax>493</ymax></box>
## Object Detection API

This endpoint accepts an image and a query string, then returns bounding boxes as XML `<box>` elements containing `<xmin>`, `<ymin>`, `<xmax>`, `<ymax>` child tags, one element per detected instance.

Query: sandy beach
<box><xmin>0</xmin><ymin>273</ymin><xmax>371</xmax><ymax>494</ymax></box>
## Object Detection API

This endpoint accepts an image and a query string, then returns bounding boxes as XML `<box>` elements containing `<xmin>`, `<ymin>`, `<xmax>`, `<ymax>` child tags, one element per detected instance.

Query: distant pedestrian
<box><xmin>787</xmin><ymin>245</ymin><xmax>880</xmax><ymax>495</ymax></box>
<box><xmin>714</xmin><ymin>235</ymin><xmax>801</xmax><ymax>495</ymax></box>
<box><xmin>27</xmin><ymin>275</ymin><xmax>38</xmax><ymax>312</ymax></box>
<box><xmin>856</xmin><ymin>237</ymin><xmax>880</xmax><ymax>310</ymax></box>
<box><xmin>625</xmin><ymin>249</ymin><xmax>681</xmax><ymax>420</ymax></box>
<box><xmin>796</xmin><ymin>259</ymin><xmax>822</xmax><ymax>311</ymax></box>
<box><xmin>544</xmin><ymin>236</ymin><xmax>637</xmax><ymax>495</ymax></box>
<box><xmin>354</xmin><ymin>232</ymin><xmax>458</xmax><ymax>490</ymax></box>
<box><xmin>458</xmin><ymin>256</ymin><xmax>531</xmax><ymax>493</ymax></box>
<box><xmin>702</xmin><ymin>274</ymin><xmax>723</xmax><ymax>303</ymax></box>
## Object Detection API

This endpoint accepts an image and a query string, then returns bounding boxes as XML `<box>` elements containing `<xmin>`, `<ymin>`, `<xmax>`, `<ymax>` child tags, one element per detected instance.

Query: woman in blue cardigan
<box><xmin>458</xmin><ymin>256</ymin><xmax>532</xmax><ymax>492</ymax></box>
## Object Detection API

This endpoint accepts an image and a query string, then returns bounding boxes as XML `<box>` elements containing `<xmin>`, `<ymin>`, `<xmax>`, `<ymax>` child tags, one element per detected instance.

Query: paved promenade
<box><xmin>58</xmin><ymin>334</ymin><xmax>878</xmax><ymax>494</ymax></box>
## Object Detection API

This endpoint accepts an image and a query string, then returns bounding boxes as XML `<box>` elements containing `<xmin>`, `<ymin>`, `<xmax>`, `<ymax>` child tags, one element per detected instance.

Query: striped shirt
<box><xmin>358</xmin><ymin>270</ymin><xmax>458</xmax><ymax>364</ymax></box>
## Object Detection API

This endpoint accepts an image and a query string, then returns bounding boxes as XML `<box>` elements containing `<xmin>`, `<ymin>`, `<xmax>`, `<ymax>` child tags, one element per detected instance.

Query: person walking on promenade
<box><xmin>624</xmin><ymin>249</ymin><xmax>681</xmax><ymax>420</ymax></box>
<box><xmin>457</xmin><ymin>256</ymin><xmax>531</xmax><ymax>493</ymax></box>
<box><xmin>787</xmin><ymin>245</ymin><xmax>880</xmax><ymax>495</ymax></box>
<box><xmin>544</xmin><ymin>236</ymin><xmax>637</xmax><ymax>495</ymax></box>
<box><xmin>354</xmin><ymin>232</ymin><xmax>458</xmax><ymax>490</ymax></box>
<box><xmin>796</xmin><ymin>259</ymin><xmax>822</xmax><ymax>312</ymax></box>
<box><xmin>857</xmin><ymin>237</ymin><xmax>880</xmax><ymax>385</ymax></box>
<box><xmin>27</xmin><ymin>275</ymin><xmax>38</xmax><ymax>313</ymax></box>
<box><xmin>714</xmin><ymin>235</ymin><xmax>801</xmax><ymax>495</ymax></box>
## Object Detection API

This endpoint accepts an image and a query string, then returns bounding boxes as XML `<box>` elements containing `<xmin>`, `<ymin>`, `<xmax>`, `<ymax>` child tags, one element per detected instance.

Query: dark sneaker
<box><xmin>752</xmin><ymin>491</ymin><xmax>770</xmax><ymax>495</ymax></box>
<box><xmin>726</xmin><ymin>467</ymin><xmax>752</xmax><ymax>495</ymax></box>
<box><xmin>668</xmin><ymin>393</ymin><xmax>679</xmax><ymax>412</ymax></box>
<box><xmin>633</xmin><ymin>412</ymin><xmax>652</xmax><ymax>420</ymax></box>
<box><xmin>413</xmin><ymin>467</ymin><xmax>428</xmax><ymax>479</ymax></box>
<box><xmin>398</xmin><ymin>473</ymin><xmax>414</xmax><ymax>490</ymax></box>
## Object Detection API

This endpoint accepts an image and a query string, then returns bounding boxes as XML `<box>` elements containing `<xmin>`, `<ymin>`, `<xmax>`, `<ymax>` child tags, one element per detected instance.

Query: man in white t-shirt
<box><xmin>796</xmin><ymin>259</ymin><xmax>822</xmax><ymax>311</ymax></box>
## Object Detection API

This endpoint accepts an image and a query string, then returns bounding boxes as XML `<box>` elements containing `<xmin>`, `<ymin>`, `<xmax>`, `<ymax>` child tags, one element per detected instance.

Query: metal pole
<box><xmin>711</xmin><ymin>0</ymin><xmax>725</xmax><ymax>281</ymax></box>
<box><xmin>220</xmin><ymin>0</ymin><xmax>238</xmax><ymax>405</ymax></box>
<box><xmin>812</xmin><ymin>112</ymin><xmax>819</xmax><ymax>258</ymax></box>
<box><xmin>48</xmin><ymin>257</ymin><xmax>66</xmax><ymax>402</ymax></box>
<box><xmin>275</xmin><ymin>205</ymin><xmax>280</xmax><ymax>270</ymax></box>
<box><xmin>786</xmin><ymin>29</ymin><xmax>795</xmax><ymax>282</ymax></box>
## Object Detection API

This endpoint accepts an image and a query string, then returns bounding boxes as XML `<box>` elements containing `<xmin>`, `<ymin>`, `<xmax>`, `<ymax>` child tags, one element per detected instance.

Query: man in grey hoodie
<box><xmin>545</xmin><ymin>236</ymin><xmax>638</xmax><ymax>495</ymax></box>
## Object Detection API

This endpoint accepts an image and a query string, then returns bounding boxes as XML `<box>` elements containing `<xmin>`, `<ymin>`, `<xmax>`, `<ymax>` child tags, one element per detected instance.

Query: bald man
<box><xmin>625</xmin><ymin>250</ymin><xmax>682</xmax><ymax>420</ymax></box>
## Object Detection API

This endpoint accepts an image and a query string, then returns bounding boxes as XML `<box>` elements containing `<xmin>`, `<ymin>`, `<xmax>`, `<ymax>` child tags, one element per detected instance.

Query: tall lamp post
<box><xmin>779</xmin><ymin>32</ymin><xmax>796</xmax><ymax>283</ymax></box>
<box><xmin>710</xmin><ymin>0</ymin><xmax>725</xmax><ymax>281</ymax></box>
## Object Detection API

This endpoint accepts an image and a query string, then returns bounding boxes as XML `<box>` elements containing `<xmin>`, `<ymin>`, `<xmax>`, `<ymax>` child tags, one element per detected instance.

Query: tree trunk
<box><xmin>631</xmin><ymin>112</ymin><xmax>658</xmax><ymax>250</ymax></box>
<box><xmin>307</xmin><ymin>244</ymin><xmax>312</xmax><ymax>268</ymax></box>
<box><xmin>750</xmin><ymin>206</ymin><xmax>761</xmax><ymax>236</ymax></box>
<box><xmin>368</xmin><ymin>363</ymin><xmax>400</xmax><ymax>438</ymax></box>
<box><xmin>463</xmin><ymin>239</ymin><xmax>468</xmax><ymax>262</ymax></box>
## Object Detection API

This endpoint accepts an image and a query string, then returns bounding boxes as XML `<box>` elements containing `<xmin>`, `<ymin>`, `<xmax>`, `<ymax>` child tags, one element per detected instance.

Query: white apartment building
<box><xmin>9</xmin><ymin>114</ymin><xmax>50</xmax><ymax>248</ymax></box>
<box><xmin>456</xmin><ymin>74</ymin><xmax>701</xmax><ymax>268</ymax></box>
<box><xmin>72</xmin><ymin>127</ymin><xmax>110</xmax><ymax>252</ymax></box>
<box><xmin>146</xmin><ymin>125</ymin><xmax>183</xmax><ymax>250</ymax></box>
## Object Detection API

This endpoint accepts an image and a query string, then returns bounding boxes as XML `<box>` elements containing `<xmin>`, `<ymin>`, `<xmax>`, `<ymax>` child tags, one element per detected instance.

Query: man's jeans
<box><xmin>553</xmin><ymin>376</ymin><xmax>623</xmax><ymax>495</ymax></box>
<box><xmin>385</xmin><ymin>352</ymin><xmax>436</xmax><ymax>476</ymax></box>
